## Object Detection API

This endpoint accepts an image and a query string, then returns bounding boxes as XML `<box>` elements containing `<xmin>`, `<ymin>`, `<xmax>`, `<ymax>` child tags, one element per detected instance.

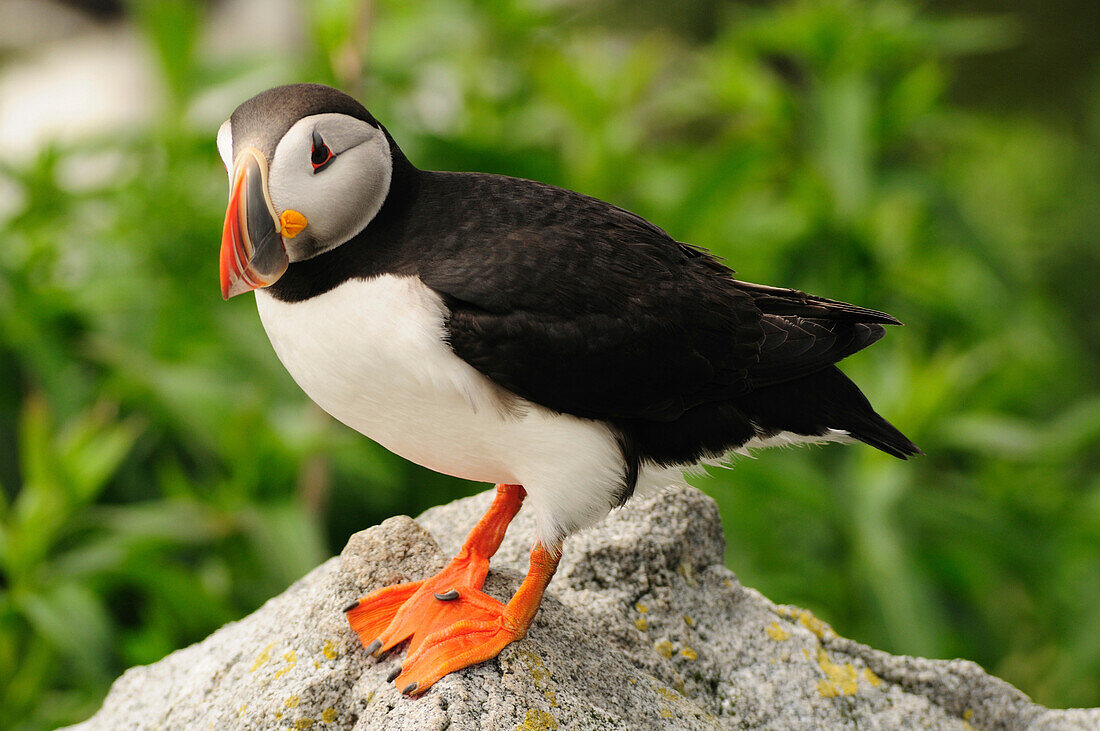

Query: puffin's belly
<box><xmin>254</xmin><ymin>276</ymin><xmax>517</xmax><ymax>482</ymax></box>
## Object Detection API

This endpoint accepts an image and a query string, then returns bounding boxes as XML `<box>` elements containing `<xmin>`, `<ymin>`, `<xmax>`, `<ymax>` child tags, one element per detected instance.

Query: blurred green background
<box><xmin>1</xmin><ymin>0</ymin><xmax>1098</xmax><ymax>727</ymax></box>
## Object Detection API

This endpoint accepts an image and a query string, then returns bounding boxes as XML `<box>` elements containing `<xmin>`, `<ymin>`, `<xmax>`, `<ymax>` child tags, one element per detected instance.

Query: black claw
<box><xmin>342</xmin><ymin>599</ymin><xmax>360</xmax><ymax>613</ymax></box>
<box><xmin>365</xmin><ymin>639</ymin><xmax>382</xmax><ymax>657</ymax></box>
<box><xmin>402</xmin><ymin>682</ymin><xmax>418</xmax><ymax>695</ymax></box>
<box><xmin>386</xmin><ymin>666</ymin><xmax>402</xmax><ymax>683</ymax></box>
<box><xmin>433</xmin><ymin>589</ymin><xmax>460</xmax><ymax>601</ymax></box>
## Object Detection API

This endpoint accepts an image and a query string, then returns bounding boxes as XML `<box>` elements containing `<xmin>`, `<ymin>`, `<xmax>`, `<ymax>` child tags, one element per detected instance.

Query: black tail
<box><xmin>736</xmin><ymin>366</ymin><xmax>921</xmax><ymax>460</ymax></box>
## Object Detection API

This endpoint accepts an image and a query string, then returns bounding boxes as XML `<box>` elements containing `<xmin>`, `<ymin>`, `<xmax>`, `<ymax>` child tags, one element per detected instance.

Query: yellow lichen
<box><xmin>766</xmin><ymin>622</ymin><xmax>791</xmax><ymax>642</ymax></box>
<box><xmin>963</xmin><ymin>709</ymin><xmax>973</xmax><ymax>721</ymax></box>
<box><xmin>516</xmin><ymin>708</ymin><xmax>558</xmax><ymax>730</ymax></box>
<box><xmin>322</xmin><ymin>640</ymin><xmax>338</xmax><ymax>660</ymax></box>
<box><xmin>516</xmin><ymin>648</ymin><xmax>551</xmax><ymax>689</ymax></box>
<box><xmin>635</xmin><ymin>602</ymin><xmax>648</xmax><ymax>613</ymax></box>
<box><xmin>654</xmin><ymin>640</ymin><xmax>674</xmax><ymax>659</ymax></box>
<box><xmin>652</xmin><ymin>684</ymin><xmax>685</xmax><ymax>720</ymax></box>
<box><xmin>321</xmin><ymin>708</ymin><xmax>337</xmax><ymax>724</ymax></box>
<box><xmin>238</xmin><ymin>704</ymin><xmax>247</xmax><ymax>717</ymax></box>
<box><xmin>677</xmin><ymin>563</ymin><xmax>698</xmax><ymax>587</ymax></box>
<box><xmin>800</xmin><ymin>611</ymin><xmax>831</xmax><ymax>639</ymax></box>
<box><xmin>285</xmin><ymin>695</ymin><xmax>300</xmax><ymax>708</ymax></box>
<box><xmin>680</xmin><ymin>647</ymin><xmax>698</xmax><ymax>660</ymax></box>
<box><xmin>515</xmin><ymin>648</ymin><xmax>556</xmax><ymax>706</ymax></box>
<box><xmin>295</xmin><ymin>719</ymin><xmax>315</xmax><ymax>729</ymax></box>
<box><xmin>815</xmin><ymin>649</ymin><xmax>859</xmax><ymax>697</ymax></box>
<box><xmin>655</xmin><ymin>686</ymin><xmax>681</xmax><ymax>701</ymax></box>
<box><xmin>275</xmin><ymin>712</ymin><xmax>283</xmax><ymax>720</ymax></box>
<box><xmin>863</xmin><ymin>668</ymin><xmax>882</xmax><ymax>688</ymax></box>
<box><xmin>778</xmin><ymin>607</ymin><xmax>833</xmax><ymax>640</ymax></box>
<box><xmin>274</xmin><ymin>649</ymin><xmax>297</xmax><ymax>679</ymax></box>
<box><xmin>683</xmin><ymin>615</ymin><xmax>695</xmax><ymax>627</ymax></box>
<box><xmin>634</xmin><ymin>617</ymin><xmax>648</xmax><ymax>631</ymax></box>
<box><xmin>251</xmin><ymin>642</ymin><xmax>276</xmax><ymax>673</ymax></box>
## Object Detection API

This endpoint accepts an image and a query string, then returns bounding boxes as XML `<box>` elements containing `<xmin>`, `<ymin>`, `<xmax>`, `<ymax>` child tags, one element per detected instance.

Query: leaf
<box><xmin>18</xmin><ymin>582</ymin><xmax>114</xmax><ymax>682</ymax></box>
<box><xmin>57</xmin><ymin>405</ymin><xmax>143</xmax><ymax>504</ymax></box>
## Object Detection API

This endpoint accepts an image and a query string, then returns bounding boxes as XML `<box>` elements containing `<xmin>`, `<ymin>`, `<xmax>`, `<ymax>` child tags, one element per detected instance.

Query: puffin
<box><xmin>216</xmin><ymin>83</ymin><xmax>919</xmax><ymax>696</ymax></box>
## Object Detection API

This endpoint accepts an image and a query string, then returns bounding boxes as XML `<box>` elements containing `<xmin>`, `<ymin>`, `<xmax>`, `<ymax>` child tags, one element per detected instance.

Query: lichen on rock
<box><xmin>70</xmin><ymin>487</ymin><xmax>1100</xmax><ymax>730</ymax></box>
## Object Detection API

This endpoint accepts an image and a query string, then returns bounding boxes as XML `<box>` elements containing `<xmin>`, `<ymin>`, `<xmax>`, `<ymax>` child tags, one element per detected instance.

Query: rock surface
<box><xmin>72</xmin><ymin>486</ymin><xmax>1100</xmax><ymax>730</ymax></box>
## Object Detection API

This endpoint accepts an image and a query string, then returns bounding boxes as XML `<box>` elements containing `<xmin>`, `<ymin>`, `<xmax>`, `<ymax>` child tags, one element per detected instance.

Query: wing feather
<box><xmin>413</xmin><ymin>173</ymin><xmax>898</xmax><ymax>424</ymax></box>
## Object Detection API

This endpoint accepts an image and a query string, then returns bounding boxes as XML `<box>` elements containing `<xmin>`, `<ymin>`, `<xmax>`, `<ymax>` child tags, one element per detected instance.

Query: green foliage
<box><xmin>1</xmin><ymin>1</ymin><xmax>1097</xmax><ymax>726</ymax></box>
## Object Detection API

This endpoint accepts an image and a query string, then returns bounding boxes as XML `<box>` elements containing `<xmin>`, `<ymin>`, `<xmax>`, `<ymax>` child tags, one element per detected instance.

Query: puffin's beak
<box><xmin>220</xmin><ymin>147</ymin><xmax>290</xmax><ymax>299</ymax></box>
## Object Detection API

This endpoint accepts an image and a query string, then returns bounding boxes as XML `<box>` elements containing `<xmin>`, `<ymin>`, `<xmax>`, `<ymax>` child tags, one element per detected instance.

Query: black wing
<box><xmin>417</xmin><ymin>174</ymin><xmax>898</xmax><ymax>424</ymax></box>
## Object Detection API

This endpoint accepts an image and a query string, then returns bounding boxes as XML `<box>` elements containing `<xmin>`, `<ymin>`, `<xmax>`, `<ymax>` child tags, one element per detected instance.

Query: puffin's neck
<box><xmin>264</xmin><ymin>141</ymin><xmax>424</xmax><ymax>303</ymax></box>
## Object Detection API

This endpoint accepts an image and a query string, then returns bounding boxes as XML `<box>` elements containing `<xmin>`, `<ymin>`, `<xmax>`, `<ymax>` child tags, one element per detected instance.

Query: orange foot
<box><xmin>345</xmin><ymin>484</ymin><xmax>560</xmax><ymax>696</ymax></box>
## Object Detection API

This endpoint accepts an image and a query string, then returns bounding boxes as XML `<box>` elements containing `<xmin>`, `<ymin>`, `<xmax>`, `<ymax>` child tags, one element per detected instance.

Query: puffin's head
<box><xmin>216</xmin><ymin>83</ymin><xmax>395</xmax><ymax>299</ymax></box>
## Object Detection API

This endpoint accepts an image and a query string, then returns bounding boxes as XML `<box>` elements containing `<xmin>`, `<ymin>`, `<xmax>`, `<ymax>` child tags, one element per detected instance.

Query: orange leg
<box><xmin>345</xmin><ymin>484</ymin><xmax>561</xmax><ymax>695</ymax></box>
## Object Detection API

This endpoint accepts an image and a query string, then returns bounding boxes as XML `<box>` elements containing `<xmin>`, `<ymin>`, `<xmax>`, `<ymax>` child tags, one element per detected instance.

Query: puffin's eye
<box><xmin>311</xmin><ymin>130</ymin><xmax>335</xmax><ymax>172</ymax></box>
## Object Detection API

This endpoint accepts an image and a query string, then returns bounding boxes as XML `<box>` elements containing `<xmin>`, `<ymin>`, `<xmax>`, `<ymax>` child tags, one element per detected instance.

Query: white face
<box><xmin>216</xmin><ymin>112</ymin><xmax>393</xmax><ymax>262</ymax></box>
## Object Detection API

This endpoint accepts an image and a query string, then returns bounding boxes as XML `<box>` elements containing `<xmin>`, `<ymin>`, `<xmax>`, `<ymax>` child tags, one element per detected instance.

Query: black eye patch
<box><xmin>311</xmin><ymin>129</ymin><xmax>335</xmax><ymax>172</ymax></box>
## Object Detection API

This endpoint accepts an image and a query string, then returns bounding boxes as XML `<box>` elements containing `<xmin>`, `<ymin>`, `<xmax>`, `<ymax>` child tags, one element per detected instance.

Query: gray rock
<box><xmin>71</xmin><ymin>486</ymin><xmax>1100</xmax><ymax>730</ymax></box>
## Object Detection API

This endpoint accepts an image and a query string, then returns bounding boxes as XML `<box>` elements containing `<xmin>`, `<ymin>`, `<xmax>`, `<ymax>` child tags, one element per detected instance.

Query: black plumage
<box><xmin>220</xmin><ymin>85</ymin><xmax>923</xmax><ymax>694</ymax></box>
<box><xmin>242</xmin><ymin>86</ymin><xmax>919</xmax><ymax>490</ymax></box>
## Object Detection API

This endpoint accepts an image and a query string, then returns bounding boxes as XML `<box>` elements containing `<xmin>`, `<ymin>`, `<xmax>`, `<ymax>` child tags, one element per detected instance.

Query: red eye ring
<box><xmin>311</xmin><ymin>130</ymin><xmax>335</xmax><ymax>172</ymax></box>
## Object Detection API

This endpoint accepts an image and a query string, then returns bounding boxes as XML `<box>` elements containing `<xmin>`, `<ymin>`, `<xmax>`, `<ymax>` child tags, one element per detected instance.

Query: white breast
<box><xmin>254</xmin><ymin>276</ymin><xmax>636</xmax><ymax>545</ymax></box>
